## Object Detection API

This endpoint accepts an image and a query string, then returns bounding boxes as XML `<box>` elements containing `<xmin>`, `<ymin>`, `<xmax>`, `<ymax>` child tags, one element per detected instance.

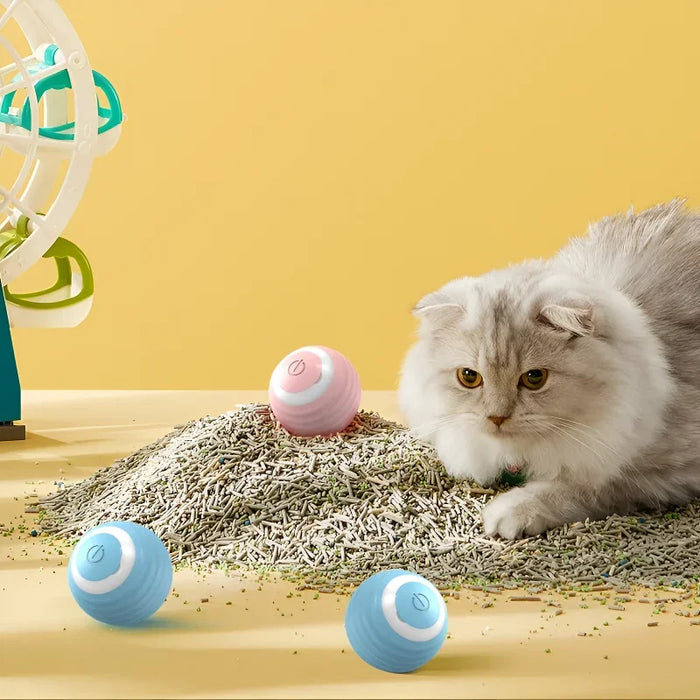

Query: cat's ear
<box><xmin>412</xmin><ymin>291</ymin><xmax>465</xmax><ymax>324</ymax></box>
<box><xmin>537</xmin><ymin>302</ymin><xmax>594</xmax><ymax>337</ymax></box>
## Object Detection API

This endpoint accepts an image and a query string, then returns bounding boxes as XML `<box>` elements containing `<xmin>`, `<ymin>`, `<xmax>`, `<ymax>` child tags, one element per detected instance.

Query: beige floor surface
<box><xmin>1</xmin><ymin>391</ymin><xmax>698</xmax><ymax>699</ymax></box>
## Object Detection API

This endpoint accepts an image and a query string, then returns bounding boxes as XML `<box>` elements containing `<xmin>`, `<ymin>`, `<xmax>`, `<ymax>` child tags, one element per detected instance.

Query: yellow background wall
<box><xmin>10</xmin><ymin>0</ymin><xmax>700</xmax><ymax>389</ymax></box>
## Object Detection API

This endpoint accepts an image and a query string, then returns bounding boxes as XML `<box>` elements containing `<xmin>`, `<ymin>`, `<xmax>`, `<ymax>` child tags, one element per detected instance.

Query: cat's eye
<box><xmin>457</xmin><ymin>368</ymin><xmax>483</xmax><ymax>389</ymax></box>
<box><xmin>520</xmin><ymin>368</ymin><xmax>548</xmax><ymax>390</ymax></box>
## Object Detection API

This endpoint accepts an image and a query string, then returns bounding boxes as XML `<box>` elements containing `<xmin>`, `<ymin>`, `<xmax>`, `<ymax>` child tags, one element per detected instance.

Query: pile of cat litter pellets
<box><xmin>39</xmin><ymin>403</ymin><xmax>700</xmax><ymax>591</ymax></box>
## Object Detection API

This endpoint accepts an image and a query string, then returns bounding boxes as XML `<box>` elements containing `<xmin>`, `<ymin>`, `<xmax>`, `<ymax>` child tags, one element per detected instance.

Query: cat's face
<box><xmin>398</xmin><ymin>266</ymin><xmax>628</xmax><ymax>486</ymax></box>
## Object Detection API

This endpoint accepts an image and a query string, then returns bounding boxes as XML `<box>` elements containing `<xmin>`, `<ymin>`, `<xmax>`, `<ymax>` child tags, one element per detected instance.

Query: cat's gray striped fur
<box><xmin>398</xmin><ymin>199</ymin><xmax>700</xmax><ymax>538</ymax></box>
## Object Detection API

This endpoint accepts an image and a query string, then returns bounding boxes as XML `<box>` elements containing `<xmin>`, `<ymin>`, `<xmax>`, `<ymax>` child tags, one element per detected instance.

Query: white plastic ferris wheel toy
<box><xmin>0</xmin><ymin>0</ymin><xmax>123</xmax><ymax>440</ymax></box>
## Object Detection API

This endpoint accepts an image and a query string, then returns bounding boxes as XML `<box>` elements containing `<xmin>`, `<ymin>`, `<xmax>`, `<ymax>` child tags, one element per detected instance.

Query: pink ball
<box><xmin>268</xmin><ymin>345</ymin><xmax>361</xmax><ymax>437</ymax></box>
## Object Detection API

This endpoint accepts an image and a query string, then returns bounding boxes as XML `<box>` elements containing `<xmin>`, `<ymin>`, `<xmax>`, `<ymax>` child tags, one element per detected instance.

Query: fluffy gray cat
<box><xmin>398</xmin><ymin>199</ymin><xmax>700</xmax><ymax>539</ymax></box>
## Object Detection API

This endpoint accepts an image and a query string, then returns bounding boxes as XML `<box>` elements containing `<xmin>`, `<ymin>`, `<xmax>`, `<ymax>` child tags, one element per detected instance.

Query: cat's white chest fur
<box><xmin>433</xmin><ymin>423</ymin><xmax>524</xmax><ymax>485</ymax></box>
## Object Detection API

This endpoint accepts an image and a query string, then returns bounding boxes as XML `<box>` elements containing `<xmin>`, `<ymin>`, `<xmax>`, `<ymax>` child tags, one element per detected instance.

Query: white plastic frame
<box><xmin>0</xmin><ymin>0</ymin><xmax>98</xmax><ymax>286</ymax></box>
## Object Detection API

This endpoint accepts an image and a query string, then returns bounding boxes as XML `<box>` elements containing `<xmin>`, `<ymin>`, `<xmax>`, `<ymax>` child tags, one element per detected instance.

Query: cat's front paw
<box><xmin>481</xmin><ymin>488</ymin><xmax>551</xmax><ymax>539</ymax></box>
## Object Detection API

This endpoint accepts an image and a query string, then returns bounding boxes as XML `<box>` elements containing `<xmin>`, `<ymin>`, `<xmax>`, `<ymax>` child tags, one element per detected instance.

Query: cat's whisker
<box><xmin>546</xmin><ymin>425</ymin><xmax>662</xmax><ymax>507</ymax></box>
<box><xmin>549</xmin><ymin>415</ymin><xmax>619</xmax><ymax>441</ymax></box>
<box><xmin>548</xmin><ymin>417</ymin><xmax>624</xmax><ymax>461</ymax></box>
<box><xmin>525</xmin><ymin>413</ymin><xmax>624</xmax><ymax>462</ymax></box>
<box><xmin>407</xmin><ymin>412</ymin><xmax>478</xmax><ymax>442</ymax></box>
<box><xmin>545</xmin><ymin>423</ymin><xmax>608</xmax><ymax>466</ymax></box>
<box><xmin>611</xmin><ymin>460</ymin><xmax>663</xmax><ymax>509</ymax></box>
<box><xmin>527</xmin><ymin>416</ymin><xmax>663</xmax><ymax>508</ymax></box>
<box><xmin>524</xmin><ymin>425</ymin><xmax>552</xmax><ymax>460</ymax></box>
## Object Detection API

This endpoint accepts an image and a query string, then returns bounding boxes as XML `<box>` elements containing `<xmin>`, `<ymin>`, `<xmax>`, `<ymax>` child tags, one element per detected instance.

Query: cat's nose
<box><xmin>487</xmin><ymin>415</ymin><xmax>509</xmax><ymax>427</ymax></box>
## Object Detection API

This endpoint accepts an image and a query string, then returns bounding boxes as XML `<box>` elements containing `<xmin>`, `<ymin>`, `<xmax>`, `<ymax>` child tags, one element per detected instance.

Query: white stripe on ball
<box><xmin>270</xmin><ymin>346</ymin><xmax>334</xmax><ymax>407</ymax></box>
<box><xmin>70</xmin><ymin>525</ymin><xmax>136</xmax><ymax>595</ymax></box>
<box><xmin>380</xmin><ymin>574</ymin><xmax>446</xmax><ymax>642</ymax></box>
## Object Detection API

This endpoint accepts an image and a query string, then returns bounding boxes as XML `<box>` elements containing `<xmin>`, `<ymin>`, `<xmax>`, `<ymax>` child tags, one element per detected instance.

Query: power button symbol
<box><xmin>288</xmin><ymin>359</ymin><xmax>306</xmax><ymax>376</ymax></box>
<box><xmin>86</xmin><ymin>544</ymin><xmax>105</xmax><ymax>564</ymax></box>
<box><xmin>412</xmin><ymin>592</ymin><xmax>430</xmax><ymax>612</ymax></box>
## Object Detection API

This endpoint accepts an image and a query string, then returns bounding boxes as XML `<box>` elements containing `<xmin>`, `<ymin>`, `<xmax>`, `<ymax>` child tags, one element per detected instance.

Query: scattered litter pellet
<box><xmin>510</xmin><ymin>596</ymin><xmax>542</xmax><ymax>602</ymax></box>
<box><xmin>554</xmin><ymin>609</ymin><xmax>564</xmax><ymax>616</ymax></box>
<box><xmin>647</xmin><ymin>622</ymin><xmax>658</xmax><ymax>627</ymax></box>
<box><xmin>639</xmin><ymin>599</ymin><xmax>651</xmax><ymax>604</ymax></box>
<box><xmin>608</xmin><ymin>605</ymin><xmax>625</xmax><ymax>611</ymax></box>
<box><xmin>577</xmin><ymin>631</ymin><xmax>587</xmax><ymax>637</ymax></box>
<box><xmin>200</xmin><ymin>598</ymin><xmax>209</xmax><ymax>603</ymax></box>
<box><xmin>36</xmin><ymin>403</ymin><xmax>700</xmax><ymax>591</ymax></box>
<box><xmin>690</xmin><ymin>620</ymin><xmax>700</xmax><ymax>626</ymax></box>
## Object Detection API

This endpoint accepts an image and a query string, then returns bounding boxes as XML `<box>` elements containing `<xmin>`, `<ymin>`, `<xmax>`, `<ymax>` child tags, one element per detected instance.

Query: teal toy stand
<box><xmin>0</xmin><ymin>284</ymin><xmax>22</xmax><ymax>439</ymax></box>
<box><xmin>0</xmin><ymin>0</ymin><xmax>123</xmax><ymax>439</ymax></box>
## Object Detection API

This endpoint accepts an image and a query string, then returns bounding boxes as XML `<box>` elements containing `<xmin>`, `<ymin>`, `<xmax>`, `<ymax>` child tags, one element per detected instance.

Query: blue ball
<box><xmin>344</xmin><ymin>569</ymin><xmax>448</xmax><ymax>673</ymax></box>
<box><xmin>67</xmin><ymin>521</ymin><xmax>173</xmax><ymax>627</ymax></box>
